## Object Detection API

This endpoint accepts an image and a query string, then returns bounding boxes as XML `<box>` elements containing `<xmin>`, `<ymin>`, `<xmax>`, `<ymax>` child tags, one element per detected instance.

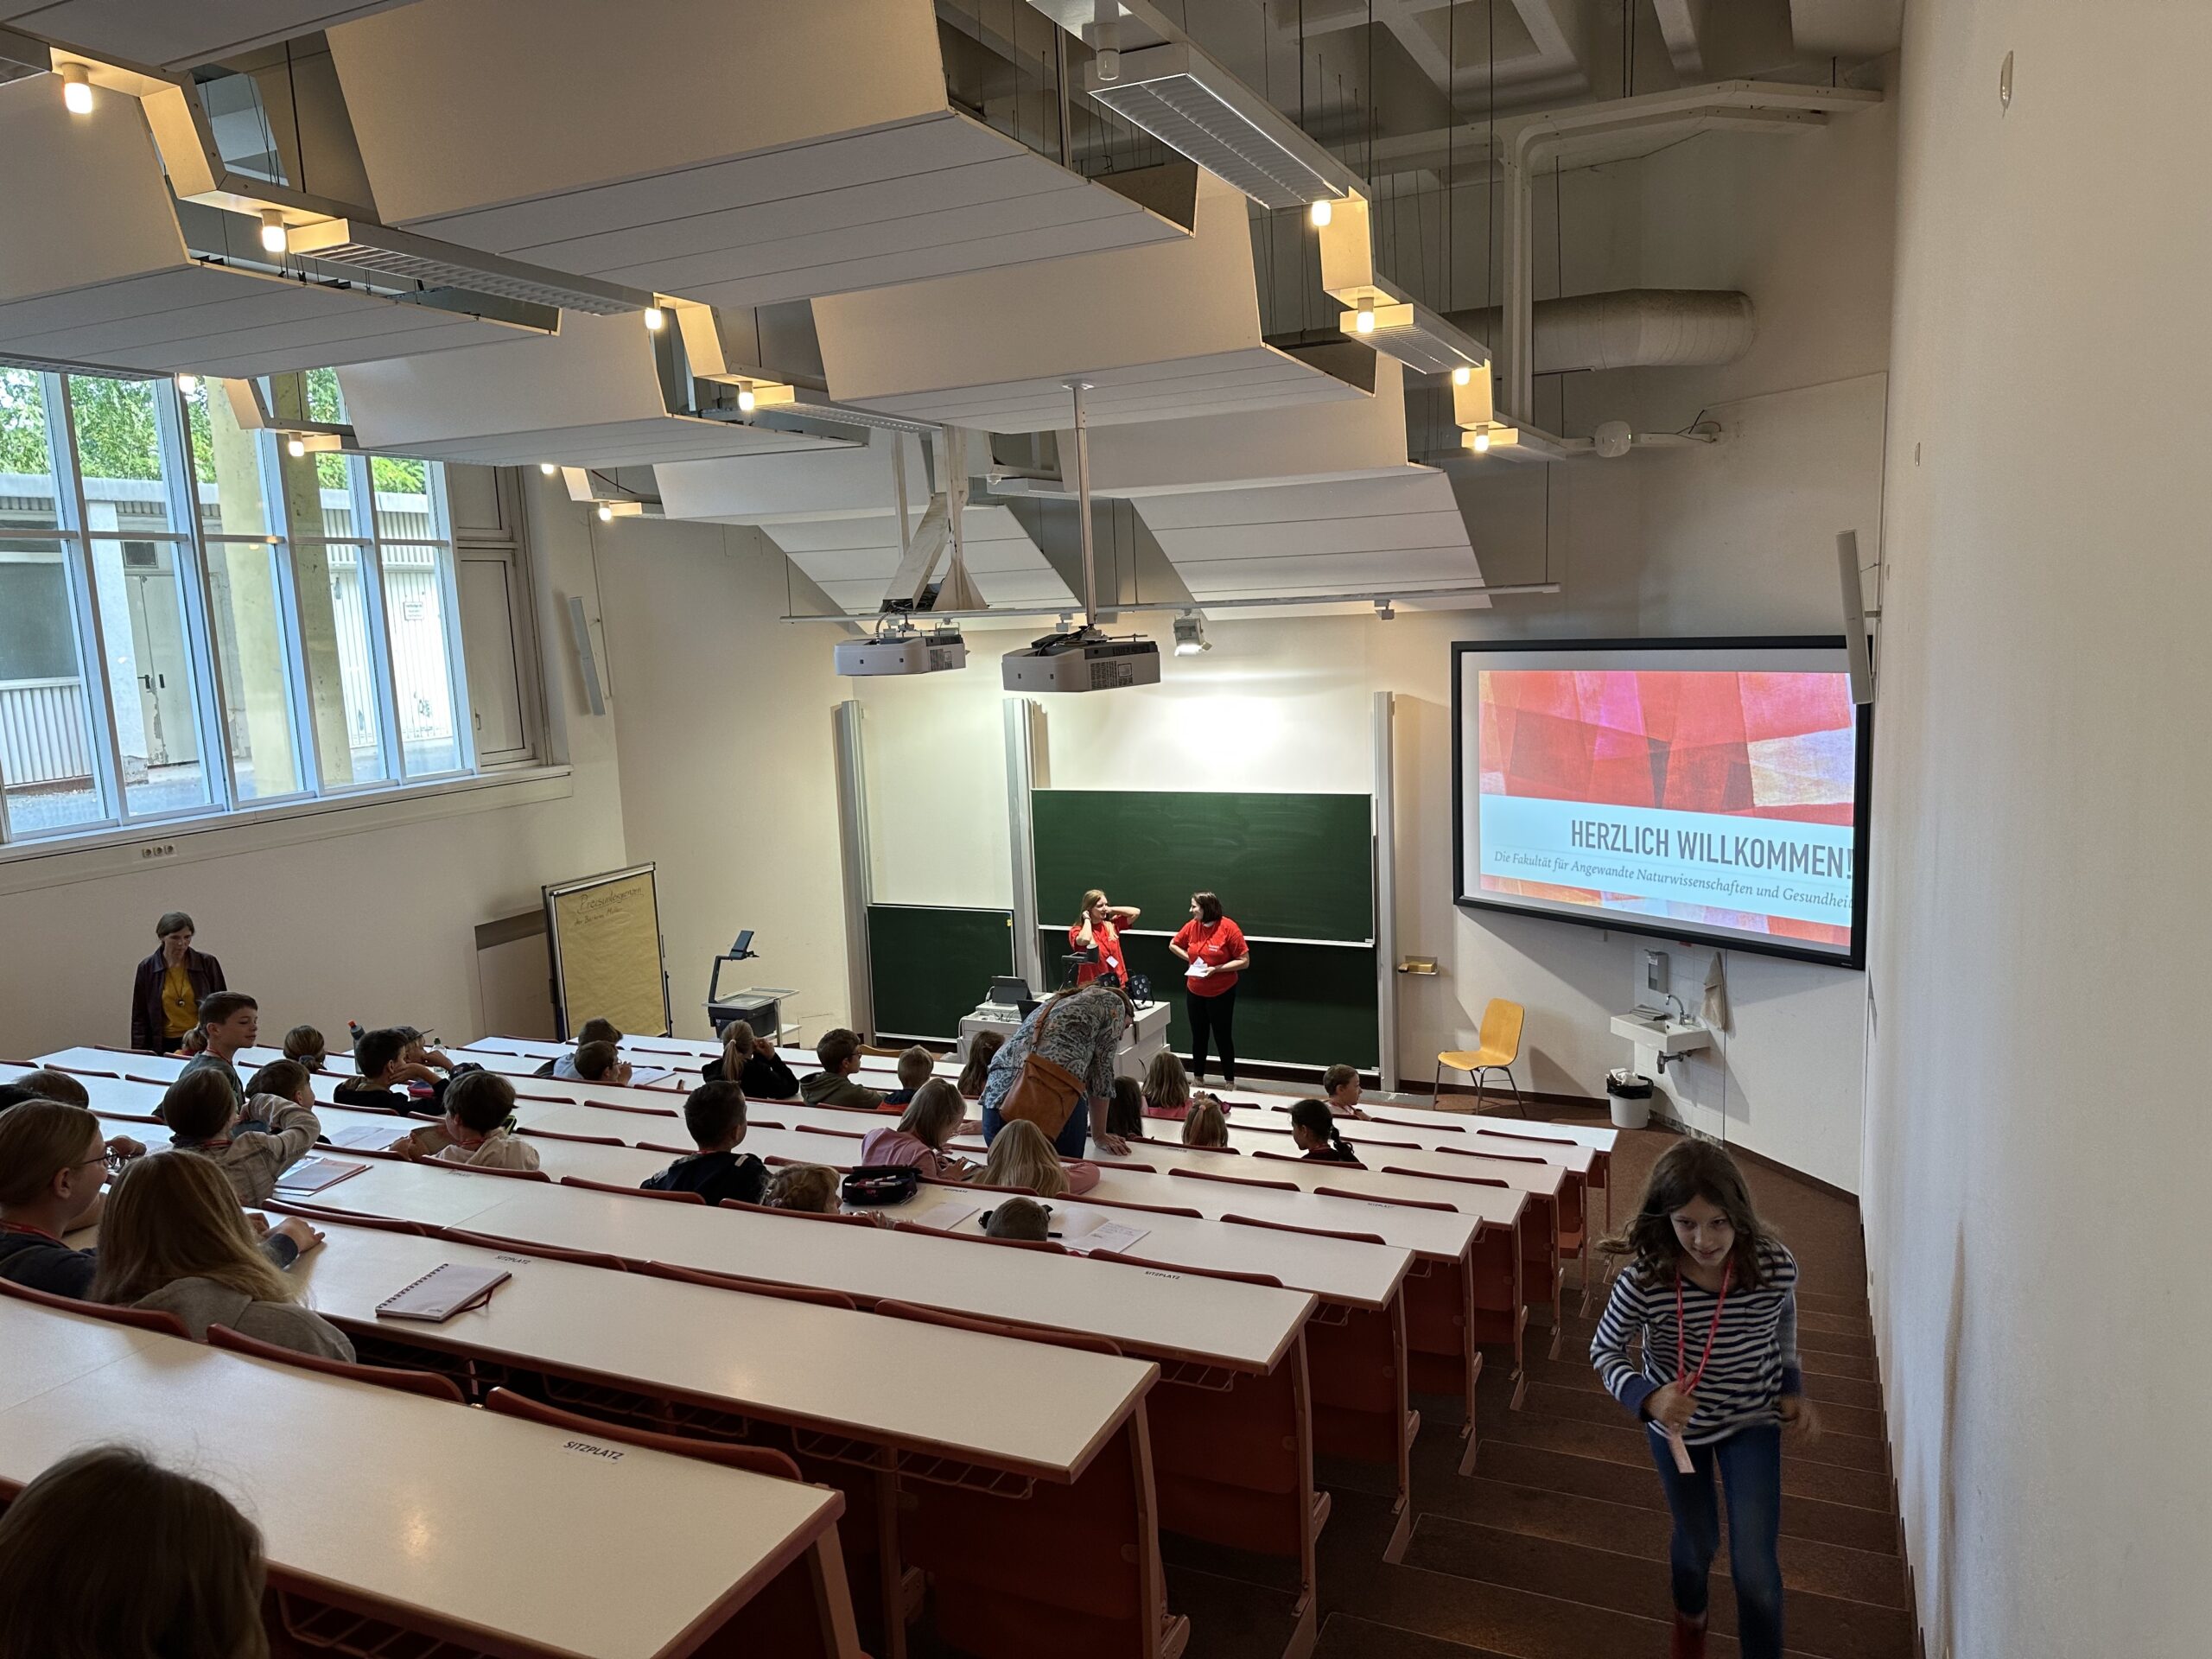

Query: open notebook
<box><xmin>374</xmin><ymin>1262</ymin><xmax>512</xmax><ymax>1323</ymax></box>
<box><xmin>271</xmin><ymin>1157</ymin><xmax>365</xmax><ymax>1195</ymax></box>
<box><xmin>1053</xmin><ymin>1208</ymin><xmax>1149</xmax><ymax>1255</ymax></box>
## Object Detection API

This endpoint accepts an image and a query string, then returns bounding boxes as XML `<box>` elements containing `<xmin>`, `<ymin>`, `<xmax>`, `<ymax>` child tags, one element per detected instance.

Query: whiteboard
<box><xmin>543</xmin><ymin>864</ymin><xmax>670</xmax><ymax>1038</ymax></box>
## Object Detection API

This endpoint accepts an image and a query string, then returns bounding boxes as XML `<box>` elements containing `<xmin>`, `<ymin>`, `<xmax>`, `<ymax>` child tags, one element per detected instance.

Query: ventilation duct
<box><xmin>1446</xmin><ymin>289</ymin><xmax>1755</xmax><ymax>375</ymax></box>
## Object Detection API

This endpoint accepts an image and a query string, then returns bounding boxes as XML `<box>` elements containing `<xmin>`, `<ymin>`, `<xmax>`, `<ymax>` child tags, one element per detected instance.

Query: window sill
<box><xmin>0</xmin><ymin>765</ymin><xmax>575</xmax><ymax>898</ymax></box>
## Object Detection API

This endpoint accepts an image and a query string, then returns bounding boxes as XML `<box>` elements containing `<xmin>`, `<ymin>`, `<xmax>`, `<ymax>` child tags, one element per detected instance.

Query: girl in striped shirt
<box><xmin>1590</xmin><ymin>1140</ymin><xmax>1819</xmax><ymax>1659</ymax></box>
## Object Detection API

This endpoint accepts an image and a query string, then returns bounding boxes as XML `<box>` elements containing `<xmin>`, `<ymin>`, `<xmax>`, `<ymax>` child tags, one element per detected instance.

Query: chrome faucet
<box><xmin>1662</xmin><ymin>992</ymin><xmax>1689</xmax><ymax>1023</ymax></box>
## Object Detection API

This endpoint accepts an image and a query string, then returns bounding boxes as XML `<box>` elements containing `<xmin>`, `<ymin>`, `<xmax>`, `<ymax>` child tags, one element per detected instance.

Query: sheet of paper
<box><xmin>1054</xmin><ymin>1208</ymin><xmax>1149</xmax><ymax>1254</ymax></box>
<box><xmin>623</xmin><ymin>1066</ymin><xmax>675</xmax><ymax>1088</ymax></box>
<box><xmin>326</xmin><ymin>1123</ymin><xmax>399</xmax><ymax>1150</ymax></box>
<box><xmin>904</xmin><ymin>1199</ymin><xmax>980</xmax><ymax>1234</ymax></box>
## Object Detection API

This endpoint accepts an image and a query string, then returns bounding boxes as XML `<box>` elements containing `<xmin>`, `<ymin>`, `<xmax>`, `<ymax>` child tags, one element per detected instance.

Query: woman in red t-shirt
<box><xmin>1169</xmin><ymin>891</ymin><xmax>1249</xmax><ymax>1086</ymax></box>
<box><xmin>1070</xmin><ymin>889</ymin><xmax>1140</xmax><ymax>989</ymax></box>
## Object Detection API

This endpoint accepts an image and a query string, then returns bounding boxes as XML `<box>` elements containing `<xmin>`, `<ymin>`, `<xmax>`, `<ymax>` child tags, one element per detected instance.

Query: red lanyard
<box><xmin>1675</xmin><ymin>1260</ymin><xmax>1734</xmax><ymax>1391</ymax></box>
<box><xmin>0</xmin><ymin>1221</ymin><xmax>61</xmax><ymax>1244</ymax></box>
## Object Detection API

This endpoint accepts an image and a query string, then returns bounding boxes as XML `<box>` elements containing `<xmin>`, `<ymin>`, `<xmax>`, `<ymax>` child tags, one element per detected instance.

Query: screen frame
<box><xmin>1450</xmin><ymin>636</ymin><xmax>1872</xmax><ymax>971</ymax></box>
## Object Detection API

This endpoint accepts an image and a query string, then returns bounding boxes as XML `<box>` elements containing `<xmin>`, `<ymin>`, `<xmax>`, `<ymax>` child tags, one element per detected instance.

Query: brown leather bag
<box><xmin>997</xmin><ymin>995</ymin><xmax>1087</xmax><ymax>1139</ymax></box>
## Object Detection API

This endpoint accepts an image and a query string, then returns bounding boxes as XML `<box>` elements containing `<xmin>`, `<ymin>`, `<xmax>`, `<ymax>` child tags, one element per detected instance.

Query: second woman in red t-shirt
<box><xmin>1169</xmin><ymin>891</ymin><xmax>1250</xmax><ymax>1087</ymax></box>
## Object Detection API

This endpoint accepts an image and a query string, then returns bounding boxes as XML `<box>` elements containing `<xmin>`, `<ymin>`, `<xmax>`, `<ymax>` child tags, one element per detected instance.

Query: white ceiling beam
<box><xmin>1649</xmin><ymin>0</ymin><xmax>1711</xmax><ymax>79</ymax></box>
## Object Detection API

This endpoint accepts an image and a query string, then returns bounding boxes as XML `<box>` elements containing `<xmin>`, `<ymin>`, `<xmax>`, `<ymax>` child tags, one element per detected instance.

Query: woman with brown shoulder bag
<box><xmin>976</xmin><ymin>980</ymin><xmax>1134</xmax><ymax>1159</ymax></box>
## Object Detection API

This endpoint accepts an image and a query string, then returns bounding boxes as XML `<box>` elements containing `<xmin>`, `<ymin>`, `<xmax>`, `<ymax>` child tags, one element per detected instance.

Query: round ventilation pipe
<box><xmin>1445</xmin><ymin>289</ymin><xmax>1755</xmax><ymax>375</ymax></box>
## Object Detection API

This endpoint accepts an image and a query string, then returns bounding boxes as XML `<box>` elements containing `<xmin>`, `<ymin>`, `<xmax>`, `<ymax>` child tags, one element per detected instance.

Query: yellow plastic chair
<box><xmin>1434</xmin><ymin>999</ymin><xmax>1526</xmax><ymax>1112</ymax></box>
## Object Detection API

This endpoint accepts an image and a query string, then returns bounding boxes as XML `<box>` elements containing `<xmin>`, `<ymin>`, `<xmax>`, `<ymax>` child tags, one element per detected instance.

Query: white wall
<box><xmin>1866</xmin><ymin>3</ymin><xmax>2212</xmax><ymax>1651</ymax></box>
<box><xmin>0</xmin><ymin>470</ymin><xmax>628</xmax><ymax>1059</ymax></box>
<box><xmin>589</xmin><ymin>517</ymin><xmax>855</xmax><ymax>1041</ymax></box>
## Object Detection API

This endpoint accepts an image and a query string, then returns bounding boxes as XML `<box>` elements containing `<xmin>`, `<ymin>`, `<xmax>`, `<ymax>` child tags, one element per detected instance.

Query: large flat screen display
<box><xmin>1453</xmin><ymin>639</ymin><xmax>1869</xmax><ymax>967</ymax></box>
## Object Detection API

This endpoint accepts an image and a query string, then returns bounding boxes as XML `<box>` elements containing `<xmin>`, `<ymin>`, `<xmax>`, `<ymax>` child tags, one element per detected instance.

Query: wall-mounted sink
<box><xmin>1611</xmin><ymin>1012</ymin><xmax>1713</xmax><ymax>1056</ymax></box>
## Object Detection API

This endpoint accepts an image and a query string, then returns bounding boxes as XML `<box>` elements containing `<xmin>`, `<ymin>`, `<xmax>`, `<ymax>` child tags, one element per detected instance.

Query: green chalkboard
<box><xmin>1039</xmin><ymin>929</ymin><xmax>1378</xmax><ymax>1070</ymax></box>
<box><xmin>868</xmin><ymin>905</ymin><xmax>1014</xmax><ymax>1042</ymax></box>
<box><xmin>1029</xmin><ymin>789</ymin><xmax>1374</xmax><ymax>943</ymax></box>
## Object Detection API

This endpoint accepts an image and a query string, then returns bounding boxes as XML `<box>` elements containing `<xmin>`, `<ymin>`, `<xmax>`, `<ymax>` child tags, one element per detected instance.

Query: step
<box><xmin>1468</xmin><ymin>1441</ymin><xmax>1898</xmax><ymax>1556</ymax></box>
<box><xmin>1402</xmin><ymin>1515</ymin><xmax>1914</xmax><ymax>1659</ymax></box>
<box><xmin>1313</xmin><ymin>1612</ymin><xmax>1515</xmax><ymax>1659</ymax></box>
<box><xmin>1517</xmin><ymin>1380</ymin><xmax>1887</xmax><ymax>1453</ymax></box>
<box><xmin>1405</xmin><ymin>1474</ymin><xmax>1911</xmax><ymax>1611</ymax></box>
<box><xmin>1516</xmin><ymin>1354</ymin><xmax>1885</xmax><ymax>1414</ymax></box>
<box><xmin>1479</xmin><ymin>1389</ymin><xmax>1893</xmax><ymax>1484</ymax></box>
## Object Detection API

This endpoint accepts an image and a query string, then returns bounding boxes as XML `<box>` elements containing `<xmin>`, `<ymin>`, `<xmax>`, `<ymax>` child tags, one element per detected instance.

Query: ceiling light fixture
<box><xmin>258</xmin><ymin>210</ymin><xmax>288</xmax><ymax>255</ymax></box>
<box><xmin>736</xmin><ymin>387</ymin><xmax>757</xmax><ymax>414</ymax></box>
<box><xmin>175</xmin><ymin>372</ymin><xmax>199</xmax><ymax>396</ymax></box>
<box><xmin>597</xmin><ymin>504</ymin><xmax>613</xmax><ymax>522</ymax></box>
<box><xmin>1173</xmin><ymin>613</ymin><xmax>1209</xmax><ymax>656</ymax></box>
<box><xmin>539</xmin><ymin>462</ymin><xmax>558</xmax><ymax>476</ymax></box>
<box><xmin>1471</xmin><ymin>430</ymin><xmax>1490</xmax><ymax>454</ymax></box>
<box><xmin>1354</xmin><ymin>297</ymin><xmax>1376</xmax><ymax>335</ymax></box>
<box><xmin>60</xmin><ymin>62</ymin><xmax>92</xmax><ymax>116</ymax></box>
<box><xmin>1309</xmin><ymin>199</ymin><xmax>1333</xmax><ymax>228</ymax></box>
<box><xmin>1091</xmin><ymin>0</ymin><xmax>1121</xmax><ymax>82</ymax></box>
<box><xmin>1452</xmin><ymin>365</ymin><xmax>1471</xmax><ymax>386</ymax></box>
<box><xmin>285</xmin><ymin>435</ymin><xmax>307</xmax><ymax>458</ymax></box>
<box><xmin>643</xmin><ymin>306</ymin><xmax>666</xmax><ymax>333</ymax></box>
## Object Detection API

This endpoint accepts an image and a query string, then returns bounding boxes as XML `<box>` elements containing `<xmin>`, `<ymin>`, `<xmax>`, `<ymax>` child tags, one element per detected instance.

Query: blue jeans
<box><xmin>1646</xmin><ymin>1421</ymin><xmax>1784</xmax><ymax>1658</ymax></box>
<box><xmin>980</xmin><ymin>1101</ymin><xmax>1090</xmax><ymax>1160</ymax></box>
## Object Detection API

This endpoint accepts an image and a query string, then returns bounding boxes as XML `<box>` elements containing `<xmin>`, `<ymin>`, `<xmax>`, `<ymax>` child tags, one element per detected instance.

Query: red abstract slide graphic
<box><xmin>1477</xmin><ymin>670</ymin><xmax>1856</xmax><ymax>946</ymax></box>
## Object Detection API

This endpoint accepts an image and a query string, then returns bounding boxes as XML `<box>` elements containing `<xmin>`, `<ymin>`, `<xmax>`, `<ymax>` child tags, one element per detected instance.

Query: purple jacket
<box><xmin>130</xmin><ymin>947</ymin><xmax>226</xmax><ymax>1052</ymax></box>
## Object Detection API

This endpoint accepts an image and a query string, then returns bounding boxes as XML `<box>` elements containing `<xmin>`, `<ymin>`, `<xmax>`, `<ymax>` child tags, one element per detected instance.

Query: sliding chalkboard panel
<box><xmin>1035</xmin><ymin>930</ymin><xmax>1379</xmax><ymax>1070</ymax></box>
<box><xmin>868</xmin><ymin>905</ymin><xmax>1014</xmax><ymax>1042</ymax></box>
<box><xmin>1029</xmin><ymin>789</ymin><xmax>1374</xmax><ymax>943</ymax></box>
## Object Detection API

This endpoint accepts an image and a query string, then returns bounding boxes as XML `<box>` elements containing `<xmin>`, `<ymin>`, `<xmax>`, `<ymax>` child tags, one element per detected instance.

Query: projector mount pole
<box><xmin>1067</xmin><ymin>378</ymin><xmax>1097</xmax><ymax>632</ymax></box>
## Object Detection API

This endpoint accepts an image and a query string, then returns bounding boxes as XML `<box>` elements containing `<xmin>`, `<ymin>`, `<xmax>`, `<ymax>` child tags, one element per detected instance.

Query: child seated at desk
<box><xmin>386</xmin><ymin>1071</ymin><xmax>541</xmax><ymax>1173</ymax></box>
<box><xmin>0</xmin><ymin>1103</ymin><xmax>146</xmax><ymax>1296</ymax></box>
<box><xmin>957</xmin><ymin>1032</ymin><xmax>1004</xmax><ymax>1100</ymax></box>
<box><xmin>92</xmin><ymin>1153</ymin><xmax>346</xmax><ymax>1358</ymax></box>
<box><xmin>702</xmin><ymin>1020</ymin><xmax>801</xmax><ymax>1102</ymax></box>
<box><xmin>801</xmin><ymin>1028</ymin><xmax>886</xmax><ymax>1111</ymax></box>
<box><xmin>1106</xmin><ymin>1076</ymin><xmax>1145</xmax><ymax>1141</ymax></box>
<box><xmin>572</xmin><ymin>1039</ymin><xmax>634</xmax><ymax>1089</ymax></box>
<box><xmin>283</xmin><ymin>1023</ymin><xmax>328</xmax><ymax>1071</ymax></box>
<box><xmin>985</xmin><ymin>1196</ymin><xmax>1052</xmax><ymax>1242</ymax></box>
<box><xmin>0</xmin><ymin>1068</ymin><xmax>91</xmax><ymax>1113</ymax></box>
<box><xmin>643</xmin><ymin>1081</ymin><xmax>766</xmax><ymax>1206</ymax></box>
<box><xmin>161</xmin><ymin>1061</ymin><xmax>321</xmax><ymax>1206</ymax></box>
<box><xmin>1182</xmin><ymin>1096</ymin><xmax>1230</xmax><ymax>1148</ymax></box>
<box><xmin>861</xmin><ymin>1081</ymin><xmax>976</xmax><ymax>1181</ymax></box>
<box><xmin>0</xmin><ymin>1446</ymin><xmax>268</xmax><ymax>1659</ymax></box>
<box><xmin>882</xmin><ymin>1045</ymin><xmax>935</xmax><ymax>1109</ymax></box>
<box><xmin>1322</xmin><ymin>1063</ymin><xmax>1374</xmax><ymax>1121</ymax></box>
<box><xmin>762</xmin><ymin>1163</ymin><xmax>841</xmax><ymax>1213</ymax></box>
<box><xmin>534</xmin><ymin>1017</ymin><xmax>621</xmax><ymax>1081</ymax></box>
<box><xmin>1141</xmin><ymin>1050</ymin><xmax>1192</xmax><ymax>1121</ymax></box>
<box><xmin>1290</xmin><ymin>1098</ymin><xmax>1362</xmax><ymax>1164</ymax></box>
<box><xmin>336</xmin><ymin>1027</ymin><xmax>460</xmax><ymax>1116</ymax></box>
<box><xmin>979</xmin><ymin>1117</ymin><xmax>1097</xmax><ymax>1198</ymax></box>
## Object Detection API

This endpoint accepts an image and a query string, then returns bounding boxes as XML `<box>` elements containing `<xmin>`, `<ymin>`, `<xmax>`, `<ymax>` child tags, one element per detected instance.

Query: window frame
<box><xmin>0</xmin><ymin>367</ymin><xmax>495</xmax><ymax>852</ymax></box>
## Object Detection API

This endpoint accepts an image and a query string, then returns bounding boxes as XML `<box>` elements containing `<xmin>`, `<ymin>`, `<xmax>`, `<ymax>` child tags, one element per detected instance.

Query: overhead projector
<box><xmin>834</xmin><ymin>626</ymin><xmax>968</xmax><ymax>677</ymax></box>
<box><xmin>1000</xmin><ymin>626</ymin><xmax>1161</xmax><ymax>693</ymax></box>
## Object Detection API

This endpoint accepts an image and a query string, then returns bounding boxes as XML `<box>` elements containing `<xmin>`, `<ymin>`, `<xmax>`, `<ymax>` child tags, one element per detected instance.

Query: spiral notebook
<box><xmin>373</xmin><ymin>1263</ymin><xmax>512</xmax><ymax>1323</ymax></box>
<box><xmin>272</xmin><ymin>1157</ymin><xmax>365</xmax><ymax>1195</ymax></box>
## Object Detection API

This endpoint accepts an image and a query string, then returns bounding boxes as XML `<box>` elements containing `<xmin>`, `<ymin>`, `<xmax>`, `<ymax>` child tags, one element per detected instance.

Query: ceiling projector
<box><xmin>834</xmin><ymin>626</ymin><xmax>968</xmax><ymax>677</ymax></box>
<box><xmin>1000</xmin><ymin>626</ymin><xmax>1161</xmax><ymax>693</ymax></box>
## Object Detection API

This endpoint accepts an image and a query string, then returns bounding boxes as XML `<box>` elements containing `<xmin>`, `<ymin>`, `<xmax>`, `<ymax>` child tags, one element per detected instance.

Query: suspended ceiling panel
<box><xmin>0</xmin><ymin>1</ymin><xmax>418</xmax><ymax>70</ymax></box>
<box><xmin>335</xmin><ymin>310</ymin><xmax>855</xmax><ymax>468</ymax></box>
<box><xmin>657</xmin><ymin>428</ymin><xmax>925</xmax><ymax>524</ymax></box>
<box><xmin>1134</xmin><ymin>471</ymin><xmax>1489</xmax><ymax>604</ymax></box>
<box><xmin>813</xmin><ymin>170</ymin><xmax>1364</xmax><ymax>432</ymax></box>
<box><xmin>0</xmin><ymin>76</ymin><xmax>532</xmax><ymax>376</ymax></box>
<box><xmin>1065</xmin><ymin>352</ymin><xmax>1415</xmax><ymax>496</ymax></box>
<box><xmin>326</xmin><ymin>0</ymin><xmax>1184</xmax><ymax>310</ymax></box>
<box><xmin>769</xmin><ymin>507</ymin><xmax>1075</xmax><ymax>616</ymax></box>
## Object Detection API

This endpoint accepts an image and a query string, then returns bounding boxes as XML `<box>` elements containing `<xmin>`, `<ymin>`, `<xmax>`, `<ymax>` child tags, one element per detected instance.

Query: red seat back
<box><xmin>207</xmin><ymin>1324</ymin><xmax>466</xmax><ymax>1403</ymax></box>
<box><xmin>0</xmin><ymin>1276</ymin><xmax>189</xmax><ymax>1337</ymax></box>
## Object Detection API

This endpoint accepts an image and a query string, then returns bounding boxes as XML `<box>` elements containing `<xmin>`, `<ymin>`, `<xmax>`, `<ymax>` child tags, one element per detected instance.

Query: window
<box><xmin>0</xmin><ymin>365</ymin><xmax>490</xmax><ymax>848</ymax></box>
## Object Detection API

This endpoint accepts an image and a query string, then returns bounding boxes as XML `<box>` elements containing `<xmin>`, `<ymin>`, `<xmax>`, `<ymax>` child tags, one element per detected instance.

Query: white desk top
<box><xmin>1133</xmin><ymin>1133</ymin><xmax>1567</xmax><ymax>1199</ymax></box>
<box><xmin>0</xmin><ymin>1300</ymin><xmax>841</xmax><ymax>1659</ymax></box>
<box><xmin>293</xmin><ymin>1221</ymin><xmax>1154</xmax><ymax>1481</ymax></box>
<box><xmin>1222</xmin><ymin>1116</ymin><xmax>1597</xmax><ymax>1177</ymax></box>
<box><xmin>0</xmin><ymin>1298</ymin><xmax>168</xmax><ymax>1409</ymax></box>
<box><xmin>306</xmin><ymin>1165</ymin><xmax>1313</xmax><ymax>1375</ymax></box>
<box><xmin>1075</xmin><ymin>1163</ymin><xmax>1493</xmax><ymax>1259</ymax></box>
<box><xmin>1292</xmin><ymin>1098</ymin><xmax>1619</xmax><ymax>1155</ymax></box>
<box><xmin>37</xmin><ymin>1045</ymin><xmax>181</xmax><ymax>1082</ymax></box>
